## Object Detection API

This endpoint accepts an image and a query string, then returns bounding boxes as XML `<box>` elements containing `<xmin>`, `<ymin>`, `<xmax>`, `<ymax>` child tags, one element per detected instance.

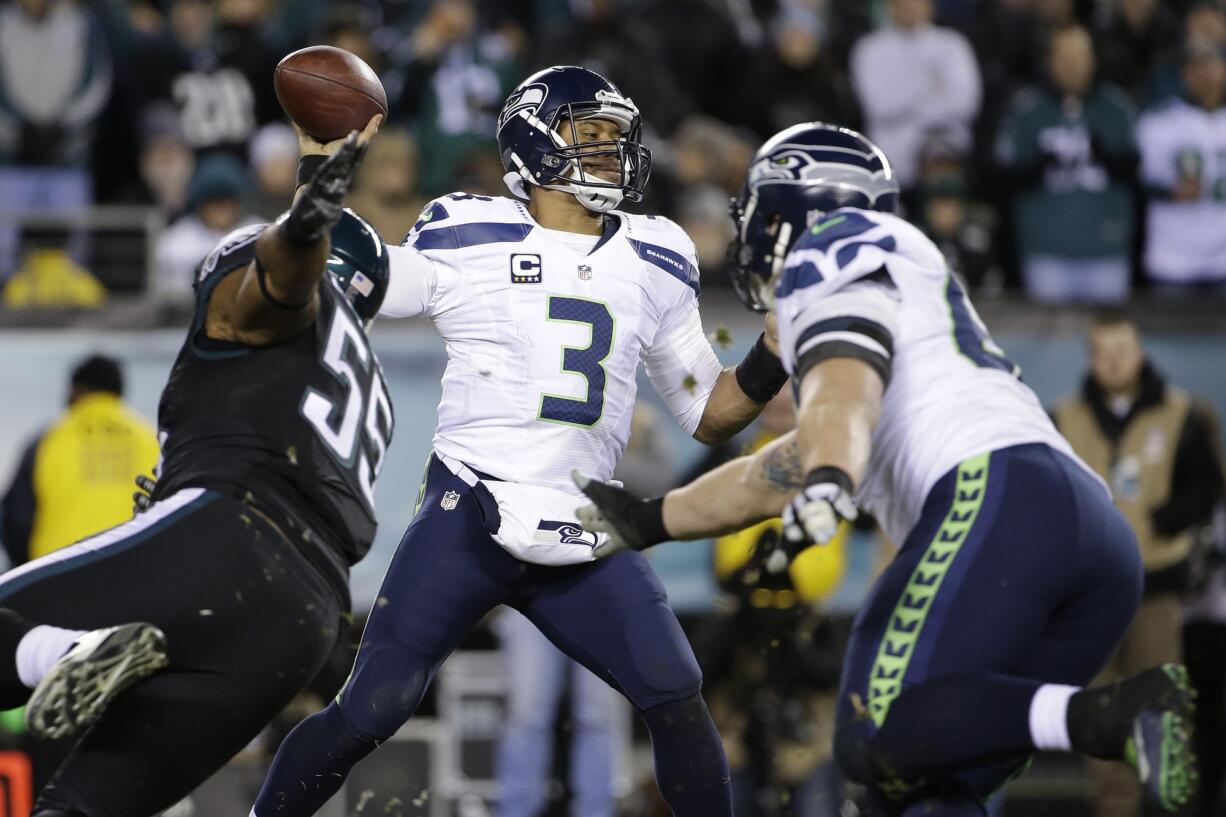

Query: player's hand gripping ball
<box><xmin>274</xmin><ymin>45</ymin><xmax>388</xmax><ymax>143</ymax></box>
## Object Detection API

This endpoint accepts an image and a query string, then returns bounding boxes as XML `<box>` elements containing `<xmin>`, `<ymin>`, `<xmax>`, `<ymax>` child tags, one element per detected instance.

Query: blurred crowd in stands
<box><xmin>3</xmin><ymin>0</ymin><xmax>1226</xmax><ymax>309</ymax></box>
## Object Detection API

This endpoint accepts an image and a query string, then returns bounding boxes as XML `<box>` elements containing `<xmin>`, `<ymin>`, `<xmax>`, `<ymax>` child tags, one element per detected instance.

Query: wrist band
<box><xmin>734</xmin><ymin>332</ymin><xmax>788</xmax><ymax>403</ymax></box>
<box><xmin>805</xmin><ymin>465</ymin><xmax>855</xmax><ymax>494</ymax></box>
<box><xmin>632</xmin><ymin>496</ymin><xmax>670</xmax><ymax>546</ymax></box>
<box><xmin>296</xmin><ymin>154</ymin><xmax>329</xmax><ymax>188</ymax></box>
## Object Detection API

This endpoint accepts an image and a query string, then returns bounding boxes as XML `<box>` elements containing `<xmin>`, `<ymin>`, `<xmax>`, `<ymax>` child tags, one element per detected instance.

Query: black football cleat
<box><xmin>1071</xmin><ymin>664</ymin><xmax>1198</xmax><ymax>816</ymax></box>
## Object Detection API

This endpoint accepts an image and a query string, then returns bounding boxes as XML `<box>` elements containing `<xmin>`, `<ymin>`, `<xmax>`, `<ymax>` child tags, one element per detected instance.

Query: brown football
<box><xmin>274</xmin><ymin>46</ymin><xmax>387</xmax><ymax>143</ymax></box>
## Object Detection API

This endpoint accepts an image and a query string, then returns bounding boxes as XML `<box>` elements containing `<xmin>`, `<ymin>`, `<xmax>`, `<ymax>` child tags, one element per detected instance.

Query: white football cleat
<box><xmin>25</xmin><ymin>622</ymin><xmax>168</xmax><ymax>740</ymax></box>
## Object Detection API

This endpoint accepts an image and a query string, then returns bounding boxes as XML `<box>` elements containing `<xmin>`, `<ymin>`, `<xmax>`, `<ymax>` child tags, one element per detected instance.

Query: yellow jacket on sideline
<box><xmin>22</xmin><ymin>393</ymin><xmax>159</xmax><ymax>560</ymax></box>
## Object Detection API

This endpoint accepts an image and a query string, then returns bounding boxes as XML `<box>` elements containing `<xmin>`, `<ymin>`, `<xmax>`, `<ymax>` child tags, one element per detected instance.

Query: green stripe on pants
<box><xmin>867</xmin><ymin>452</ymin><xmax>991</xmax><ymax>727</ymax></box>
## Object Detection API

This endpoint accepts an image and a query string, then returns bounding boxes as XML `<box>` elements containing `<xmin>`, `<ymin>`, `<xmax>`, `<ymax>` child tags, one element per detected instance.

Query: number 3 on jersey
<box><xmin>302</xmin><ymin>306</ymin><xmax>394</xmax><ymax>511</ymax></box>
<box><xmin>539</xmin><ymin>296</ymin><xmax>615</xmax><ymax>428</ymax></box>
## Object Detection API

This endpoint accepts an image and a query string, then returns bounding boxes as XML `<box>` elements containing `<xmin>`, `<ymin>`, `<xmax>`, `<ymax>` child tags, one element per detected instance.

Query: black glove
<box><xmin>132</xmin><ymin>474</ymin><xmax>158</xmax><ymax>514</ymax></box>
<box><xmin>282</xmin><ymin>131</ymin><xmax>368</xmax><ymax>247</ymax></box>
<box><xmin>572</xmin><ymin>470</ymin><xmax>669</xmax><ymax>558</ymax></box>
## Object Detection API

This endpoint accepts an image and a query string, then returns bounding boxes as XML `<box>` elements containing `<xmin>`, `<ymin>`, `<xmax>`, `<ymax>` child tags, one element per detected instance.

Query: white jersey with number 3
<box><xmin>773</xmin><ymin>208</ymin><xmax>1097</xmax><ymax>544</ymax></box>
<box><xmin>379</xmin><ymin>193</ymin><xmax>724</xmax><ymax>492</ymax></box>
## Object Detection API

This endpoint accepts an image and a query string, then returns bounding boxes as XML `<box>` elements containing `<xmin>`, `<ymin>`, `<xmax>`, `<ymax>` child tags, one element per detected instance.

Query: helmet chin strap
<box><xmin>557</xmin><ymin>166</ymin><xmax>625</xmax><ymax>212</ymax></box>
<box><xmin>530</xmin><ymin>162</ymin><xmax>624</xmax><ymax>212</ymax></box>
<box><xmin>504</xmin><ymin>169</ymin><xmax>624</xmax><ymax>212</ymax></box>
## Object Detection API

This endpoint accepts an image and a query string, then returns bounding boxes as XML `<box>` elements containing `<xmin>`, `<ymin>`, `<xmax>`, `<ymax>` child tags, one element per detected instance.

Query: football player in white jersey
<box><xmin>573</xmin><ymin>124</ymin><xmax>1198</xmax><ymax>815</ymax></box>
<box><xmin>251</xmin><ymin>67</ymin><xmax>791</xmax><ymax>817</ymax></box>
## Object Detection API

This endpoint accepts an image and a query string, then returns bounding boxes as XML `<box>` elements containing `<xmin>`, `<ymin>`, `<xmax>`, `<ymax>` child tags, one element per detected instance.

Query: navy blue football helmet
<box><xmin>728</xmin><ymin>123</ymin><xmax>900</xmax><ymax>312</ymax></box>
<box><xmin>497</xmin><ymin>66</ymin><xmax>651</xmax><ymax>212</ymax></box>
<box><xmin>327</xmin><ymin>208</ymin><xmax>389</xmax><ymax>327</ymax></box>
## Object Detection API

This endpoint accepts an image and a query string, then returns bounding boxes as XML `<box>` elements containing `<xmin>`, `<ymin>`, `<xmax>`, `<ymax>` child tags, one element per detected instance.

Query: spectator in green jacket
<box><xmin>393</xmin><ymin>0</ymin><xmax>522</xmax><ymax>197</ymax></box>
<box><xmin>995</xmin><ymin>23</ymin><xmax>1138</xmax><ymax>304</ymax></box>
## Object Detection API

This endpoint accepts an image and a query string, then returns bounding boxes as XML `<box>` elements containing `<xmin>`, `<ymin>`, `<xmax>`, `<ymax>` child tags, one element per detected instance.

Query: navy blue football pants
<box><xmin>834</xmin><ymin>443</ymin><xmax>1143</xmax><ymax>814</ymax></box>
<box><xmin>254</xmin><ymin>455</ymin><xmax>730</xmax><ymax>816</ymax></box>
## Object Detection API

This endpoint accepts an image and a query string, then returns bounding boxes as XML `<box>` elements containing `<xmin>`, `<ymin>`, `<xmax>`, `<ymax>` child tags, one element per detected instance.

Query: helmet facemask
<box><xmin>504</xmin><ymin>91</ymin><xmax>651</xmax><ymax>213</ymax></box>
<box><xmin>727</xmin><ymin>193</ymin><xmax>795</xmax><ymax>314</ymax></box>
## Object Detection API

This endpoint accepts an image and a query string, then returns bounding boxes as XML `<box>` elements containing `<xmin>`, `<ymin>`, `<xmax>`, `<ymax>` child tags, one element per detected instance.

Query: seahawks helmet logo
<box><xmin>748</xmin><ymin>145</ymin><xmax>896</xmax><ymax>200</ymax></box>
<box><xmin>499</xmin><ymin>83</ymin><xmax>549</xmax><ymax>130</ymax></box>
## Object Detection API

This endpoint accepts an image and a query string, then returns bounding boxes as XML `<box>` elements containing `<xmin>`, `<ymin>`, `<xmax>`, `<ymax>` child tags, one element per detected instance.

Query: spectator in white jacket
<box><xmin>0</xmin><ymin>0</ymin><xmax>112</xmax><ymax>278</ymax></box>
<box><xmin>1137</xmin><ymin>40</ymin><xmax>1226</xmax><ymax>294</ymax></box>
<box><xmin>152</xmin><ymin>153</ymin><xmax>258</xmax><ymax>304</ymax></box>
<box><xmin>850</xmin><ymin>0</ymin><xmax>982</xmax><ymax>190</ymax></box>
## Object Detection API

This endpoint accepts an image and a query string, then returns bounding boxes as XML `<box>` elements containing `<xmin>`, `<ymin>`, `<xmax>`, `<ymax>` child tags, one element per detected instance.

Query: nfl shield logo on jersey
<box><xmin>577</xmin><ymin>265</ymin><xmax>592</xmax><ymax>280</ymax></box>
<box><xmin>441</xmin><ymin>490</ymin><xmax>460</xmax><ymax>511</ymax></box>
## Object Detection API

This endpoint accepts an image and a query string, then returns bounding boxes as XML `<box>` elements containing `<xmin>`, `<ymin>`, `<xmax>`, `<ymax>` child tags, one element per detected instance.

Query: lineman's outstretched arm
<box><xmin>670</xmin><ymin>354</ymin><xmax>883</xmax><ymax>541</ymax></box>
<box><xmin>664</xmin><ymin>430</ymin><xmax>802</xmax><ymax>538</ymax></box>
<box><xmin>573</xmin><ymin>430</ymin><xmax>802</xmax><ymax>557</ymax></box>
<box><xmin>575</xmin><ymin>357</ymin><xmax>883</xmax><ymax>558</ymax></box>
<box><xmin>206</xmin><ymin>115</ymin><xmax>381</xmax><ymax>346</ymax></box>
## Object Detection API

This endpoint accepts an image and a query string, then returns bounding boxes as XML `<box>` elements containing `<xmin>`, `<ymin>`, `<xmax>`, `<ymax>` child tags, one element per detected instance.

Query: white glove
<box><xmin>771</xmin><ymin>468</ymin><xmax>858</xmax><ymax>572</ymax></box>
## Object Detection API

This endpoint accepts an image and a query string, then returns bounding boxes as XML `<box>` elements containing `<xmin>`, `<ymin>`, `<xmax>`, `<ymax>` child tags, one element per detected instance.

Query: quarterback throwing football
<box><xmin>252</xmin><ymin>67</ymin><xmax>790</xmax><ymax>817</ymax></box>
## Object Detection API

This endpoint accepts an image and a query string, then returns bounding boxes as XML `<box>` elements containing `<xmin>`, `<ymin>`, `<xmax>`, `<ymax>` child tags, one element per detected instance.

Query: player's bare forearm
<box><xmin>692</xmin><ymin>368</ymin><xmax>769</xmax><ymax>445</ymax></box>
<box><xmin>794</xmin><ymin>357</ymin><xmax>883</xmax><ymax>486</ymax></box>
<box><xmin>253</xmin><ymin>116</ymin><xmax>382</xmax><ymax>310</ymax></box>
<box><xmin>214</xmin><ymin>202</ymin><xmax>334</xmax><ymax>346</ymax></box>
<box><xmin>692</xmin><ymin>313</ymin><xmax>783</xmax><ymax>445</ymax></box>
<box><xmin>204</xmin><ymin>229</ymin><xmax>326</xmax><ymax>346</ymax></box>
<box><xmin>246</xmin><ymin>229</ymin><xmax>324</xmax><ymax>314</ymax></box>
<box><xmin>662</xmin><ymin>431</ymin><xmax>801</xmax><ymax>538</ymax></box>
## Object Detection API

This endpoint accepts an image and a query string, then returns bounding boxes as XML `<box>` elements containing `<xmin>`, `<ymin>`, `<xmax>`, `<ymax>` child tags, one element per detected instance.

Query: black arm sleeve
<box><xmin>1152</xmin><ymin>402</ymin><xmax>1226</xmax><ymax>536</ymax></box>
<box><xmin>1</xmin><ymin>438</ymin><xmax>40</xmax><ymax>568</ymax></box>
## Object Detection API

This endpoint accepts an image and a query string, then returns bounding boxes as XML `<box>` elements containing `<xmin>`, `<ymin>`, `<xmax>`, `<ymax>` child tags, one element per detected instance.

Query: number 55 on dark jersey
<box><xmin>155</xmin><ymin>225</ymin><xmax>394</xmax><ymax>603</ymax></box>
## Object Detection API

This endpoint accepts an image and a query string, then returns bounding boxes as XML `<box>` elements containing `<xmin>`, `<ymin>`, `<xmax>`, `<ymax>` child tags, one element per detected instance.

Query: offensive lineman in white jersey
<box><xmin>251</xmin><ymin>67</ymin><xmax>791</xmax><ymax>817</ymax></box>
<box><xmin>574</xmin><ymin>124</ymin><xmax>1198</xmax><ymax>815</ymax></box>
